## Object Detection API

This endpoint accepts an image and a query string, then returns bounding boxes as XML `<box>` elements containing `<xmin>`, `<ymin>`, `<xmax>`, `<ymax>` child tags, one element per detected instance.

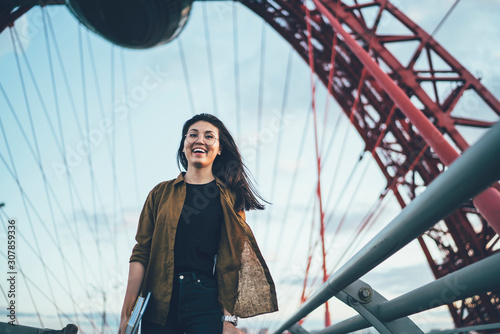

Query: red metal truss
<box><xmin>238</xmin><ymin>0</ymin><xmax>500</xmax><ymax>328</ymax></box>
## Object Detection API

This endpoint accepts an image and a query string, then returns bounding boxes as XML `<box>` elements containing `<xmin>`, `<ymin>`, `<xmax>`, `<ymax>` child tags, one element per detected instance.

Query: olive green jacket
<box><xmin>129</xmin><ymin>172</ymin><xmax>278</xmax><ymax>325</ymax></box>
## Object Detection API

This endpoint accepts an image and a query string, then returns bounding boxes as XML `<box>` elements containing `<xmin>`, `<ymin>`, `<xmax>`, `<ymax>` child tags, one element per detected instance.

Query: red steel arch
<box><xmin>1</xmin><ymin>0</ymin><xmax>499</xmax><ymax>329</ymax></box>
<box><xmin>238</xmin><ymin>0</ymin><xmax>500</xmax><ymax>328</ymax></box>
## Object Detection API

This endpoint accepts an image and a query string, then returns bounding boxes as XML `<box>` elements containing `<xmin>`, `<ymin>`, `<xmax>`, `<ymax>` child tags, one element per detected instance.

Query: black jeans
<box><xmin>141</xmin><ymin>271</ymin><xmax>223</xmax><ymax>334</ymax></box>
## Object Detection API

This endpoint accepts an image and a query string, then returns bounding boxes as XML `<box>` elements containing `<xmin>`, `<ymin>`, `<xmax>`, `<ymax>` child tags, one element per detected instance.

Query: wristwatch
<box><xmin>221</xmin><ymin>315</ymin><xmax>238</xmax><ymax>326</ymax></box>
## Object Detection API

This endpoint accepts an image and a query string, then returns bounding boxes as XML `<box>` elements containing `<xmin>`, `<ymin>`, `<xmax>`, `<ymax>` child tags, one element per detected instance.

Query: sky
<box><xmin>0</xmin><ymin>0</ymin><xmax>499</xmax><ymax>333</ymax></box>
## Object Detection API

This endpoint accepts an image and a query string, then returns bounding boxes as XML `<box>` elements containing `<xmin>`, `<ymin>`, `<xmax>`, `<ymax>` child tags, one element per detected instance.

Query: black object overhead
<box><xmin>0</xmin><ymin>322</ymin><xmax>78</xmax><ymax>334</ymax></box>
<box><xmin>65</xmin><ymin>0</ymin><xmax>193</xmax><ymax>49</ymax></box>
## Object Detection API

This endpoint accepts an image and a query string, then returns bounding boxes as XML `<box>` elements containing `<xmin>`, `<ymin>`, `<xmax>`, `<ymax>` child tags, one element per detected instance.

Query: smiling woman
<box><xmin>119</xmin><ymin>113</ymin><xmax>278</xmax><ymax>334</ymax></box>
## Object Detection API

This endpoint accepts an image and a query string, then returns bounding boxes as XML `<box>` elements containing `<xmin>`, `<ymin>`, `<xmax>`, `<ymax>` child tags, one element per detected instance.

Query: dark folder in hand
<box><xmin>124</xmin><ymin>292</ymin><xmax>151</xmax><ymax>334</ymax></box>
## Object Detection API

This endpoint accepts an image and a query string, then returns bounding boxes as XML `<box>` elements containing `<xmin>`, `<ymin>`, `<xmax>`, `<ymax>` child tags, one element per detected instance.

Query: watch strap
<box><xmin>221</xmin><ymin>315</ymin><xmax>238</xmax><ymax>326</ymax></box>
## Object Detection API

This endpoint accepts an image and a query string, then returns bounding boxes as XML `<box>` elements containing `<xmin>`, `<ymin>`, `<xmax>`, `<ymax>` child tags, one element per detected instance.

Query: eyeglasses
<box><xmin>185</xmin><ymin>132</ymin><xmax>219</xmax><ymax>146</ymax></box>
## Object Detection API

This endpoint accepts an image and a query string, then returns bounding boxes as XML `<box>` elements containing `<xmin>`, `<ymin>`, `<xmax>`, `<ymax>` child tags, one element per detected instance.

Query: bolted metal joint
<box><xmin>358</xmin><ymin>287</ymin><xmax>373</xmax><ymax>303</ymax></box>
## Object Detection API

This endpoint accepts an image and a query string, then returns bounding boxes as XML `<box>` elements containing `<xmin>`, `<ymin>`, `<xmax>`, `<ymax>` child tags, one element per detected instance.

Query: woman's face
<box><xmin>183</xmin><ymin>121</ymin><xmax>221</xmax><ymax>170</ymax></box>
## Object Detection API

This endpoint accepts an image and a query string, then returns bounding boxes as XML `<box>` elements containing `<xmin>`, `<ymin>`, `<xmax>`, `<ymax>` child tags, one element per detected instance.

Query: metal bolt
<box><xmin>358</xmin><ymin>287</ymin><xmax>372</xmax><ymax>302</ymax></box>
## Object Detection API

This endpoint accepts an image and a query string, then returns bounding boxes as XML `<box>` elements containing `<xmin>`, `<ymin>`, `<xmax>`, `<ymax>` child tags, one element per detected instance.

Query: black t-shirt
<box><xmin>174</xmin><ymin>179</ymin><xmax>224</xmax><ymax>276</ymax></box>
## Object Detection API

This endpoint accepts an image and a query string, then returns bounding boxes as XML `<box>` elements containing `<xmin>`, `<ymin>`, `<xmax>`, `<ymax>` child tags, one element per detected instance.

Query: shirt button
<box><xmin>179</xmin><ymin>275</ymin><xmax>184</xmax><ymax>280</ymax></box>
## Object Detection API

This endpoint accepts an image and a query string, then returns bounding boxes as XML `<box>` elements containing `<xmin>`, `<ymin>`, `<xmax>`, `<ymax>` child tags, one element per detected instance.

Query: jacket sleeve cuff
<box><xmin>129</xmin><ymin>244</ymin><xmax>150</xmax><ymax>268</ymax></box>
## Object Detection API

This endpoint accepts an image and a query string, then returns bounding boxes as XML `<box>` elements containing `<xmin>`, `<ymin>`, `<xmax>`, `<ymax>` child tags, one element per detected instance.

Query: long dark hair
<box><xmin>177</xmin><ymin>113</ymin><xmax>269</xmax><ymax>211</ymax></box>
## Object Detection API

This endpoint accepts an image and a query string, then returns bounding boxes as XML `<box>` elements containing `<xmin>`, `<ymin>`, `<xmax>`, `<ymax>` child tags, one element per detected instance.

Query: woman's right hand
<box><xmin>118</xmin><ymin>315</ymin><xmax>128</xmax><ymax>334</ymax></box>
<box><xmin>223</xmin><ymin>322</ymin><xmax>245</xmax><ymax>334</ymax></box>
<box><xmin>118</xmin><ymin>262</ymin><xmax>145</xmax><ymax>334</ymax></box>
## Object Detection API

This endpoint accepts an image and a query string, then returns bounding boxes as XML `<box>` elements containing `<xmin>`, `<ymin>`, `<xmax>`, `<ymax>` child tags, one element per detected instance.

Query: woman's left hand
<box><xmin>223</xmin><ymin>322</ymin><xmax>245</xmax><ymax>334</ymax></box>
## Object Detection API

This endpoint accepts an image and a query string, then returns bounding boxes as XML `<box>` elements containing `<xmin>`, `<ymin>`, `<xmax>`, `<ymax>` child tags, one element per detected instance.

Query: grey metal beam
<box><xmin>425</xmin><ymin>322</ymin><xmax>500</xmax><ymax>334</ymax></box>
<box><xmin>312</xmin><ymin>280</ymin><xmax>422</xmax><ymax>334</ymax></box>
<box><xmin>378</xmin><ymin>252</ymin><xmax>500</xmax><ymax>321</ymax></box>
<box><xmin>289</xmin><ymin>323</ymin><xmax>310</xmax><ymax>334</ymax></box>
<box><xmin>340</xmin><ymin>280</ymin><xmax>422</xmax><ymax>334</ymax></box>
<box><xmin>274</xmin><ymin>121</ymin><xmax>500</xmax><ymax>334</ymax></box>
<box><xmin>310</xmin><ymin>252</ymin><xmax>500</xmax><ymax>333</ymax></box>
<box><xmin>0</xmin><ymin>322</ymin><xmax>78</xmax><ymax>333</ymax></box>
<box><xmin>310</xmin><ymin>315</ymin><xmax>369</xmax><ymax>334</ymax></box>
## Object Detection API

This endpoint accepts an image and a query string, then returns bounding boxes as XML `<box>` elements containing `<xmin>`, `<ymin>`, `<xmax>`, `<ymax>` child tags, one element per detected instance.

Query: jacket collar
<box><xmin>174</xmin><ymin>171</ymin><xmax>227</xmax><ymax>189</ymax></box>
<box><xmin>173</xmin><ymin>172</ymin><xmax>185</xmax><ymax>186</ymax></box>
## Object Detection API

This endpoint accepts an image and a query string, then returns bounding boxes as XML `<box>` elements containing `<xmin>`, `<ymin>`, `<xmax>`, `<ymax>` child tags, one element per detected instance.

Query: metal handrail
<box><xmin>312</xmin><ymin>253</ymin><xmax>500</xmax><ymax>334</ymax></box>
<box><xmin>274</xmin><ymin>121</ymin><xmax>500</xmax><ymax>333</ymax></box>
<box><xmin>425</xmin><ymin>323</ymin><xmax>500</xmax><ymax>333</ymax></box>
